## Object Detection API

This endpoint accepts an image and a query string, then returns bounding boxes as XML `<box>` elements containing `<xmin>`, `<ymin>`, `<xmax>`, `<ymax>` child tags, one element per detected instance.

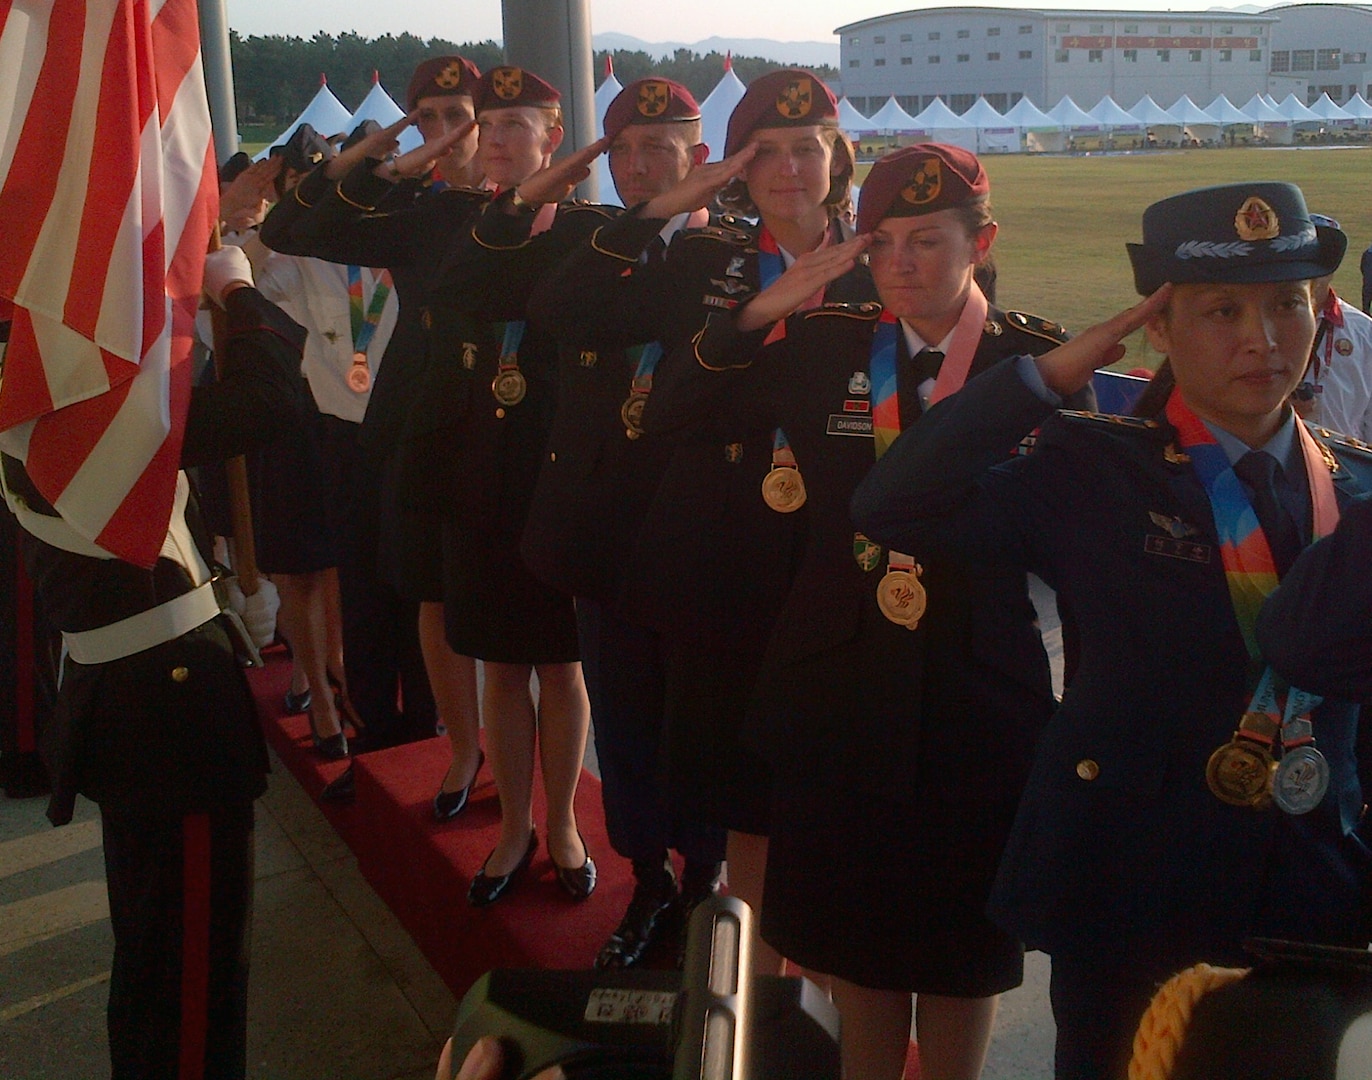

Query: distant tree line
<box><xmin>229</xmin><ymin>31</ymin><xmax>837</xmax><ymax>126</ymax></box>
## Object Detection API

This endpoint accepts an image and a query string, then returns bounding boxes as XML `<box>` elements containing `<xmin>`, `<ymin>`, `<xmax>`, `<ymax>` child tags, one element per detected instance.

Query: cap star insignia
<box><xmin>492</xmin><ymin>67</ymin><xmax>523</xmax><ymax>101</ymax></box>
<box><xmin>776</xmin><ymin>78</ymin><xmax>813</xmax><ymax>119</ymax></box>
<box><xmin>1149</xmin><ymin>511</ymin><xmax>1199</xmax><ymax>538</ymax></box>
<box><xmin>1234</xmin><ymin>196</ymin><xmax>1279</xmax><ymax>241</ymax></box>
<box><xmin>638</xmin><ymin>81</ymin><xmax>669</xmax><ymax>117</ymax></box>
<box><xmin>436</xmin><ymin>62</ymin><xmax>466</xmax><ymax>89</ymax></box>
<box><xmin>901</xmin><ymin>159</ymin><xmax>942</xmax><ymax>205</ymax></box>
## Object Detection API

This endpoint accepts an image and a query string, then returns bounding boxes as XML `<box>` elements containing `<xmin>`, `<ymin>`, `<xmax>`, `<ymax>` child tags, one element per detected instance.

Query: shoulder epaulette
<box><xmin>804</xmin><ymin>301</ymin><xmax>882</xmax><ymax>321</ymax></box>
<box><xmin>558</xmin><ymin>201</ymin><xmax>619</xmax><ymax>219</ymax></box>
<box><xmin>1318</xmin><ymin>427</ymin><xmax>1372</xmax><ymax>459</ymax></box>
<box><xmin>1058</xmin><ymin>410</ymin><xmax>1160</xmax><ymax>430</ymax></box>
<box><xmin>1006</xmin><ymin>310</ymin><xmax>1071</xmax><ymax>344</ymax></box>
<box><xmin>439</xmin><ymin>185</ymin><xmax>492</xmax><ymax>197</ymax></box>
<box><xmin>681</xmin><ymin>223</ymin><xmax>753</xmax><ymax>244</ymax></box>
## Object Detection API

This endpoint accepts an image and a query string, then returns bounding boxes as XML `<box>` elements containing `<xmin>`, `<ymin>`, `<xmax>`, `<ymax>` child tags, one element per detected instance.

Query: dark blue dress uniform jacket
<box><xmin>851</xmin><ymin>359</ymin><xmax>1372</xmax><ymax>960</ymax></box>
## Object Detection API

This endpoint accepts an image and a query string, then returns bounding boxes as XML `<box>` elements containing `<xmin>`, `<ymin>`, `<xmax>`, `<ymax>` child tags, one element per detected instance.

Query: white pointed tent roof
<box><xmin>1048</xmin><ymin>95</ymin><xmax>1099</xmax><ymax>128</ymax></box>
<box><xmin>699</xmin><ymin>65</ymin><xmax>747</xmax><ymax>161</ymax></box>
<box><xmin>1204</xmin><ymin>94</ymin><xmax>1256</xmax><ymax>124</ymax></box>
<box><xmin>255</xmin><ymin>77</ymin><xmax>354</xmax><ymax>160</ymax></box>
<box><xmin>593</xmin><ymin>62</ymin><xmax>625</xmax><ymax>204</ymax></box>
<box><xmin>1128</xmin><ymin>94</ymin><xmax>1180</xmax><ymax>125</ymax></box>
<box><xmin>1274</xmin><ymin>93</ymin><xmax>1320</xmax><ymax>122</ymax></box>
<box><xmin>1167</xmin><ymin>95</ymin><xmax>1218</xmax><ymax>125</ymax></box>
<box><xmin>1004</xmin><ymin>97</ymin><xmax>1058</xmax><ymax>127</ymax></box>
<box><xmin>348</xmin><ymin>74</ymin><xmax>423</xmax><ymax>153</ymax></box>
<box><xmin>1340</xmin><ymin>92</ymin><xmax>1372</xmax><ymax>119</ymax></box>
<box><xmin>1307</xmin><ymin>93</ymin><xmax>1353</xmax><ymax>121</ymax></box>
<box><xmin>911</xmin><ymin>96</ymin><xmax>972</xmax><ymax>130</ymax></box>
<box><xmin>868</xmin><ymin>95</ymin><xmax>922</xmax><ymax>133</ymax></box>
<box><xmin>838</xmin><ymin>97</ymin><xmax>875</xmax><ymax>135</ymax></box>
<box><xmin>959</xmin><ymin>96</ymin><xmax>1009</xmax><ymax>127</ymax></box>
<box><xmin>1241</xmin><ymin>93</ymin><xmax>1287</xmax><ymax>123</ymax></box>
<box><xmin>1086</xmin><ymin>95</ymin><xmax>1143</xmax><ymax>127</ymax></box>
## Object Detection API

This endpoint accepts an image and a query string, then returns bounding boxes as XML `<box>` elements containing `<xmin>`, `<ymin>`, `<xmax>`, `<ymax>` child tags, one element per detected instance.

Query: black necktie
<box><xmin>1233</xmin><ymin>450</ymin><xmax>1303</xmax><ymax>577</ymax></box>
<box><xmin>897</xmin><ymin>348</ymin><xmax>944</xmax><ymax>428</ymax></box>
<box><xmin>642</xmin><ymin>234</ymin><xmax>667</xmax><ymax>264</ymax></box>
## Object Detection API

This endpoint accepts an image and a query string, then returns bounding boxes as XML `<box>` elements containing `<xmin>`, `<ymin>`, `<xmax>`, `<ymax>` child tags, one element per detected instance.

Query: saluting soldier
<box><xmin>531</xmin><ymin>68</ymin><xmax>864</xmax><ymax>975</ymax></box>
<box><xmin>644</xmin><ymin>143</ymin><xmax>1088</xmax><ymax>1080</ymax></box>
<box><xmin>852</xmin><ymin>182</ymin><xmax>1372</xmax><ymax>1080</ymax></box>
<box><xmin>260</xmin><ymin>57</ymin><xmax>488</xmax><ymax>806</ymax></box>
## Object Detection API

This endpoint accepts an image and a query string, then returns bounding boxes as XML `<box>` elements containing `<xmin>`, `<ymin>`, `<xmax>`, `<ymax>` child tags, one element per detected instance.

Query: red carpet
<box><xmin>249</xmin><ymin>652</ymin><xmax>922</xmax><ymax>1079</ymax></box>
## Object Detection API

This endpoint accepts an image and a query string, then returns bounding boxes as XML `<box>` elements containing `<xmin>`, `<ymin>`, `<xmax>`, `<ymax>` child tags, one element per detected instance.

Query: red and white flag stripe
<box><xmin>0</xmin><ymin>0</ymin><xmax>217</xmax><ymax>568</ymax></box>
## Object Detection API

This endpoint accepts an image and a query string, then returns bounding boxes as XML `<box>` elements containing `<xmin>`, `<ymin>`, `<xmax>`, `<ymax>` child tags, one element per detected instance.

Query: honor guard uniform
<box><xmin>515</xmin><ymin>78</ymin><xmax>727</xmax><ymax>965</ymax></box>
<box><xmin>853</xmin><ymin>182</ymin><xmax>1372</xmax><ymax>1080</ymax></box>
<box><xmin>259</xmin><ymin>56</ymin><xmax>488</xmax><ymax>748</ymax></box>
<box><xmin>530</xmin><ymin>71</ymin><xmax>868</xmax><ymax>850</ymax></box>
<box><xmin>1</xmin><ymin>260</ymin><xmax>310</xmax><ymax>1080</ymax></box>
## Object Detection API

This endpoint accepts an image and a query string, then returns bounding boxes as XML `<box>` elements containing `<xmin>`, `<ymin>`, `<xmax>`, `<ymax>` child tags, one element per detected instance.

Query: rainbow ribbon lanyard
<box><xmin>868</xmin><ymin>312</ymin><xmax>902</xmax><ymax>460</ymax></box>
<box><xmin>628</xmin><ymin>341</ymin><xmax>663</xmax><ymax>394</ymax></box>
<box><xmin>346</xmin><ymin>266</ymin><xmax>393</xmax><ymax>357</ymax></box>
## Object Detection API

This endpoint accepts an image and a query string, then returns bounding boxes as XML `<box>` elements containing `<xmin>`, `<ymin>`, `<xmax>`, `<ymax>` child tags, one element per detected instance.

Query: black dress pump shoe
<box><xmin>433</xmin><ymin>750</ymin><xmax>485</xmax><ymax>822</ymax></box>
<box><xmin>283</xmin><ymin>688</ymin><xmax>312</xmax><ymax>714</ymax></box>
<box><xmin>468</xmin><ymin>831</ymin><xmax>538</xmax><ymax>907</ymax></box>
<box><xmin>552</xmin><ymin>833</ymin><xmax>597</xmax><ymax>900</ymax></box>
<box><xmin>308</xmin><ymin>708</ymin><xmax>348</xmax><ymax>760</ymax></box>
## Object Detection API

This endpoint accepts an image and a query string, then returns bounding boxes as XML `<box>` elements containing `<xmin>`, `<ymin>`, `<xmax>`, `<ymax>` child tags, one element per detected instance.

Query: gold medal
<box><xmin>761</xmin><ymin>465</ymin><xmax>806</xmax><ymax>513</ymax></box>
<box><xmin>621</xmin><ymin>392</ymin><xmax>648</xmax><ymax>438</ymax></box>
<box><xmin>1205</xmin><ymin>737</ymin><xmax>1276</xmax><ymax>807</ymax></box>
<box><xmin>877</xmin><ymin>566</ymin><xmax>926</xmax><ymax>629</ymax></box>
<box><xmin>347</xmin><ymin>352</ymin><xmax>371</xmax><ymax>393</ymax></box>
<box><xmin>492</xmin><ymin>365</ymin><xmax>527</xmax><ymax>406</ymax></box>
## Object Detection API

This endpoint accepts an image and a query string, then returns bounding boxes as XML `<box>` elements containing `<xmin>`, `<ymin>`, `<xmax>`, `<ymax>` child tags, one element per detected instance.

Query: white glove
<box><xmin>225</xmin><ymin>576</ymin><xmax>279</xmax><ymax>648</ymax></box>
<box><xmin>202</xmin><ymin>245</ymin><xmax>254</xmax><ymax>307</ymax></box>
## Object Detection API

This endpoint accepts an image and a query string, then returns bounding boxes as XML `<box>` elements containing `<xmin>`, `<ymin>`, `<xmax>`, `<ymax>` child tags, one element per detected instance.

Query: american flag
<box><xmin>0</xmin><ymin>0</ymin><xmax>217</xmax><ymax>568</ymax></box>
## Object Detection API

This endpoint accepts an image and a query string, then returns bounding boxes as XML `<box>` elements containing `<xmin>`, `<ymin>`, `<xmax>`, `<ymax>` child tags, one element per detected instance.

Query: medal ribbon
<box><xmin>1165</xmin><ymin>392</ymin><xmax>1340</xmax><ymax>659</ymax></box>
<box><xmin>498</xmin><ymin>320</ymin><xmax>526</xmax><ymax>372</ymax></box>
<box><xmin>627</xmin><ymin>342</ymin><xmax>663</xmax><ymax>392</ymax></box>
<box><xmin>757</xmin><ymin>222</ymin><xmax>837</xmax><ymax>346</ymax></box>
<box><xmin>346</xmin><ymin>266</ymin><xmax>394</xmax><ymax>357</ymax></box>
<box><xmin>771</xmin><ymin>427</ymin><xmax>798</xmax><ymax>470</ymax></box>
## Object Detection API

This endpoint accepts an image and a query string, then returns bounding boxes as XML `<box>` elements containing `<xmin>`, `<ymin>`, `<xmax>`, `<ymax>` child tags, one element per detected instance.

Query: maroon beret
<box><xmin>603</xmin><ymin>78</ymin><xmax>701</xmax><ymax>141</ymax></box>
<box><xmin>406</xmin><ymin>56</ymin><xmax>481</xmax><ymax>112</ymax></box>
<box><xmin>855</xmin><ymin>143</ymin><xmax>989</xmax><ymax>234</ymax></box>
<box><xmin>473</xmin><ymin>66</ymin><xmax>561</xmax><ymax>115</ymax></box>
<box><xmin>723</xmin><ymin>69</ymin><xmax>838</xmax><ymax>158</ymax></box>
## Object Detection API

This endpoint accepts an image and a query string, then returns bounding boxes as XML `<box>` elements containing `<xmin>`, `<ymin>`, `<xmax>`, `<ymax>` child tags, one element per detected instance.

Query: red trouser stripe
<box><xmin>178</xmin><ymin>813</ymin><xmax>212</xmax><ymax>1080</ymax></box>
<box><xmin>14</xmin><ymin>550</ymin><xmax>36</xmax><ymax>752</ymax></box>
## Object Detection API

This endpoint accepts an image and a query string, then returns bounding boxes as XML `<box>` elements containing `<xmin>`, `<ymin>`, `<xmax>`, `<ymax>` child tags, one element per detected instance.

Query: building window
<box><xmin>1088</xmin><ymin>49</ymin><xmax>1103</xmax><ymax>62</ymax></box>
<box><xmin>929</xmin><ymin>31</ymin><xmax>941</xmax><ymax>41</ymax></box>
<box><xmin>1348</xmin><ymin>52</ymin><xmax>1368</xmax><ymax>63</ymax></box>
<box><xmin>950</xmin><ymin>93</ymin><xmax>976</xmax><ymax>112</ymax></box>
<box><xmin>988</xmin><ymin>92</ymin><xmax>1009</xmax><ymax>110</ymax></box>
<box><xmin>849</xmin><ymin>36</ymin><xmax>859</xmax><ymax>45</ymax></box>
<box><xmin>874</xmin><ymin>58</ymin><xmax>886</xmax><ymax>66</ymax></box>
<box><xmin>874</xmin><ymin>35</ymin><xmax>885</xmax><ymax>44</ymax></box>
<box><xmin>1293</xmin><ymin>50</ymin><xmax>1315</xmax><ymax>71</ymax></box>
<box><xmin>1317</xmin><ymin>49</ymin><xmax>1340</xmax><ymax>71</ymax></box>
<box><xmin>1157</xmin><ymin>24</ymin><xmax>1170</xmax><ymax>33</ymax></box>
<box><xmin>1056</xmin><ymin>49</ymin><xmax>1069</xmax><ymax>62</ymax></box>
<box><xmin>1189</xmin><ymin>24</ymin><xmax>1203</xmax><ymax>33</ymax></box>
<box><xmin>1056</xmin><ymin>22</ymin><xmax>1070</xmax><ymax>32</ymax></box>
<box><xmin>1090</xmin><ymin>23</ymin><xmax>1104</xmax><ymax>33</ymax></box>
<box><xmin>1251</xmin><ymin>49</ymin><xmax>1262</xmax><ymax>62</ymax></box>
<box><xmin>929</xmin><ymin>55</ymin><xmax>940</xmax><ymax>63</ymax></box>
<box><xmin>958</xmin><ymin>53</ymin><xmax>970</xmax><ymax>62</ymax></box>
<box><xmin>901</xmin><ymin>56</ymin><xmax>913</xmax><ymax>65</ymax></box>
<box><xmin>988</xmin><ymin>51</ymin><xmax>1000</xmax><ymax>60</ymax></box>
<box><xmin>1272</xmin><ymin>50</ymin><xmax>1290</xmax><ymax>72</ymax></box>
<box><xmin>848</xmin><ymin>59</ymin><xmax>859</xmax><ymax>67</ymax></box>
<box><xmin>1019</xmin><ymin>50</ymin><xmax>1033</xmax><ymax>59</ymax></box>
<box><xmin>1157</xmin><ymin>49</ymin><xmax>1170</xmax><ymax>62</ymax></box>
<box><xmin>900</xmin><ymin>33</ymin><xmax>912</xmax><ymax>42</ymax></box>
<box><xmin>988</xmin><ymin>26</ymin><xmax>1001</xmax><ymax>36</ymax></box>
<box><xmin>1123</xmin><ymin>49</ymin><xmax>1138</xmax><ymax>62</ymax></box>
<box><xmin>897</xmin><ymin>94</ymin><xmax>920</xmax><ymax>112</ymax></box>
<box><xmin>1219</xmin><ymin>49</ymin><xmax>1231</xmax><ymax>61</ymax></box>
<box><xmin>1189</xmin><ymin>50</ymin><xmax>1201</xmax><ymax>62</ymax></box>
<box><xmin>1220</xmin><ymin>24</ymin><xmax>1232</xmax><ymax>34</ymax></box>
<box><xmin>1123</xmin><ymin>23</ymin><xmax>1138</xmax><ymax>33</ymax></box>
<box><xmin>1320</xmin><ymin>84</ymin><xmax>1342</xmax><ymax>101</ymax></box>
<box><xmin>957</xmin><ymin>29</ymin><xmax>970</xmax><ymax>39</ymax></box>
<box><xmin>1020</xmin><ymin>25</ymin><xmax>1033</xmax><ymax>34</ymax></box>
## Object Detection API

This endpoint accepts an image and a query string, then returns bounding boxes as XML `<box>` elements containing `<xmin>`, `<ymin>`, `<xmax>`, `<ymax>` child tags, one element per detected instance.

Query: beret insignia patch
<box><xmin>776</xmin><ymin>77</ymin><xmax>813</xmax><ymax>119</ymax></box>
<box><xmin>492</xmin><ymin>67</ymin><xmax>523</xmax><ymax>101</ymax></box>
<box><xmin>638</xmin><ymin>80</ymin><xmax>670</xmax><ymax>117</ymax></box>
<box><xmin>901</xmin><ymin>158</ymin><xmax>942</xmax><ymax>205</ymax></box>
<box><xmin>436</xmin><ymin>62</ymin><xmax>466</xmax><ymax>89</ymax></box>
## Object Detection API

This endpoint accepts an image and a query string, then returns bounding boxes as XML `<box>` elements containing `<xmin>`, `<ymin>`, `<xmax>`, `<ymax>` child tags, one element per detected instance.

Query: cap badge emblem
<box><xmin>901</xmin><ymin>159</ymin><xmax>942</xmax><ymax>205</ymax></box>
<box><xmin>776</xmin><ymin>78</ymin><xmax>813</xmax><ymax>119</ymax></box>
<box><xmin>638</xmin><ymin>81</ymin><xmax>670</xmax><ymax>117</ymax></box>
<box><xmin>493</xmin><ymin>67</ymin><xmax>523</xmax><ymax>101</ymax></box>
<box><xmin>436</xmin><ymin>62</ymin><xmax>465</xmax><ymax>89</ymax></box>
<box><xmin>1234</xmin><ymin>196</ymin><xmax>1279</xmax><ymax>242</ymax></box>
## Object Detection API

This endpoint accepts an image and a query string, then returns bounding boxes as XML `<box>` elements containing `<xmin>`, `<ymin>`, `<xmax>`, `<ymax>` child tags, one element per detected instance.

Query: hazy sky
<box><xmin>225</xmin><ymin>1</ymin><xmax>1267</xmax><ymax>46</ymax></box>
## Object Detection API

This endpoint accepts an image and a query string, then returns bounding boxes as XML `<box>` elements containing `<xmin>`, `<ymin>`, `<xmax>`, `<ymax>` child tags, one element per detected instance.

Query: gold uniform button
<box><xmin>495</xmin><ymin>407</ymin><xmax>506</xmax><ymax>419</ymax></box>
<box><xmin>171</xmin><ymin>666</ymin><xmax>190</xmax><ymax>683</ymax></box>
<box><xmin>1076</xmin><ymin>759</ymin><xmax>1099</xmax><ymax>781</ymax></box>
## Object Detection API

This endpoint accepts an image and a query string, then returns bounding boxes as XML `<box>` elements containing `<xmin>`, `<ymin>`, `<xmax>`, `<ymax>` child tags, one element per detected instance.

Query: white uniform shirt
<box><xmin>1309</xmin><ymin>291</ymin><xmax>1372</xmax><ymax>443</ymax></box>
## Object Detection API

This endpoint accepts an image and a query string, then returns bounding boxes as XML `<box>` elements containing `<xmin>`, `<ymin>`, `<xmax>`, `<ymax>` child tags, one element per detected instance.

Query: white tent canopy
<box><xmin>1274</xmin><ymin>93</ymin><xmax>1319</xmax><ymax>122</ymax></box>
<box><xmin>1048</xmin><ymin>95</ymin><xmax>1099</xmax><ymax>129</ymax></box>
<box><xmin>1006</xmin><ymin>96</ymin><xmax>1064</xmax><ymax>151</ymax></box>
<box><xmin>593</xmin><ymin>62</ymin><xmax>624</xmax><ymax>204</ymax></box>
<box><xmin>1307</xmin><ymin>93</ymin><xmax>1353</xmax><ymax>122</ymax></box>
<box><xmin>699</xmin><ymin>64</ymin><xmax>746</xmax><ymax>162</ymax></box>
<box><xmin>1167</xmin><ymin>94</ymin><xmax>1218</xmax><ymax>125</ymax></box>
<box><xmin>255</xmin><ymin>77</ymin><xmax>353</xmax><ymax>160</ymax></box>
<box><xmin>838</xmin><ymin>97</ymin><xmax>876</xmax><ymax>136</ymax></box>
<box><xmin>908</xmin><ymin>97</ymin><xmax>975</xmax><ymax>149</ymax></box>
<box><xmin>348</xmin><ymin>74</ymin><xmax>422</xmax><ymax>153</ymax></box>
<box><xmin>1086</xmin><ymin>96</ymin><xmax>1143</xmax><ymax>129</ymax></box>
<box><xmin>1241</xmin><ymin>93</ymin><xmax>1287</xmax><ymax>123</ymax></box>
<box><xmin>868</xmin><ymin>95</ymin><xmax>922</xmax><ymax>134</ymax></box>
<box><xmin>1340</xmin><ymin>92</ymin><xmax>1372</xmax><ymax>120</ymax></box>
<box><xmin>960</xmin><ymin>97</ymin><xmax>1019</xmax><ymax>152</ymax></box>
<box><xmin>1205</xmin><ymin>94</ymin><xmax>1256</xmax><ymax>124</ymax></box>
<box><xmin>1128</xmin><ymin>94</ymin><xmax>1180</xmax><ymax>126</ymax></box>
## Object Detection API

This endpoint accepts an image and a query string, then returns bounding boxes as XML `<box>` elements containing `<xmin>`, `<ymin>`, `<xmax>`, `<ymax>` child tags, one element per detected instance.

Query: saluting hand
<box><xmin>1034</xmin><ymin>284</ymin><xmax>1172</xmax><ymax>397</ymax></box>
<box><xmin>734</xmin><ymin>234</ymin><xmax>873</xmax><ymax>333</ymax></box>
<box><xmin>509</xmin><ymin>136</ymin><xmax>611</xmax><ymax>210</ymax></box>
<box><xmin>219</xmin><ymin>157</ymin><xmax>281</xmax><ymax>232</ymax></box>
<box><xmin>640</xmin><ymin>143</ymin><xmax>758</xmax><ymax>220</ymax></box>
<box><xmin>386</xmin><ymin>119</ymin><xmax>478</xmax><ymax>182</ymax></box>
<box><xmin>326</xmin><ymin>113</ymin><xmax>411</xmax><ymax>180</ymax></box>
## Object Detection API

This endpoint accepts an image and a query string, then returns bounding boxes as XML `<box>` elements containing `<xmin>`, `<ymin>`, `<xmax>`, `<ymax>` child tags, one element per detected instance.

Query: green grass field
<box><xmin>859</xmin><ymin>146</ymin><xmax>1372</xmax><ymax>368</ymax></box>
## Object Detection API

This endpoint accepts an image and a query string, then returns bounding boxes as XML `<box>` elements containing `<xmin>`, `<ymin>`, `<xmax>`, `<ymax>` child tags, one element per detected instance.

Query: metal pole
<box><xmin>501</xmin><ymin>0</ymin><xmax>598</xmax><ymax>200</ymax></box>
<box><xmin>198</xmin><ymin>0</ymin><xmax>240</xmax><ymax>164</ymax></box>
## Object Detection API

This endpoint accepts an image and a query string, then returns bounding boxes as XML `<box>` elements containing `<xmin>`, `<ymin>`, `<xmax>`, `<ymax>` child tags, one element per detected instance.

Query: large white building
<box><xmin>835</xmin><ymin>5</ymin><xmax>1372</xmax><ymax>114</ymax></box>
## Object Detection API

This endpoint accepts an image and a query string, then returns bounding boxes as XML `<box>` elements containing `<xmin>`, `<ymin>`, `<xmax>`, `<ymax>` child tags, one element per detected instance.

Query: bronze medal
<box><xmin>761</xmin><ymin>465</ymin><xmax>806</xmax><ymax>513</ymax></box>
<box><xmin>621</xmin><ymin>392</ymin><xmax>648</xmax><ymax>438</ymax></box>
<box><xmin>347</xmin><ymin>352</ymin><xmax>371</xmax><ymax>393</ymax></box>
<box><xmin>492</xmin><ymin>366</ymin><xmax>527</xmax><ymax>406</ymax></box>
<box><xmin>1271</xmin><ymin>745</ymin><xmax>1330</xmax><ymax>815</ymax></box>
<box><xmin>876</xmin><ymin>567</ymin><xmax>926</xmax><ymax>629</ymax></box>
<box><xmin>1205</xmin><ymin>737</ymin><xmax>1276</xmax><ymax>807</ymax></box>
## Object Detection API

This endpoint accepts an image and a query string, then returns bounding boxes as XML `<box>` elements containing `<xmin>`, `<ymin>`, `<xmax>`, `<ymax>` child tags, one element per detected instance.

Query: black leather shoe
<box><xmin>595</xmin><ymin>857</ymin><xmax>678</xmax><ymax>969</ymax></box>
<box><xmin>283</xmin><ymin>688</ymin><xmax>312</xmax><ymax>714</ymax></box>
<box><xmin>308</xmin><ymin>708</ymin><xmax>348</xmax><ymax>760</ymax></box>
<box><xmin>320</xmin><ymin>765</ymin><xmax>355</xmax><ymax>802</ymax></box>
<box><xmin>468</xmin><ymin>831</ymin><xmax>538</xmax><ymax>907</ymax></box>
<box><xmin>433</xmin><ymin>750</ymin><xmax>484</xmax><ymax>822</ymax></box>
<box><xmin>552</xmin><ymin>833</ymin><xmax>596</xmax><ymax>900</ymax></box>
